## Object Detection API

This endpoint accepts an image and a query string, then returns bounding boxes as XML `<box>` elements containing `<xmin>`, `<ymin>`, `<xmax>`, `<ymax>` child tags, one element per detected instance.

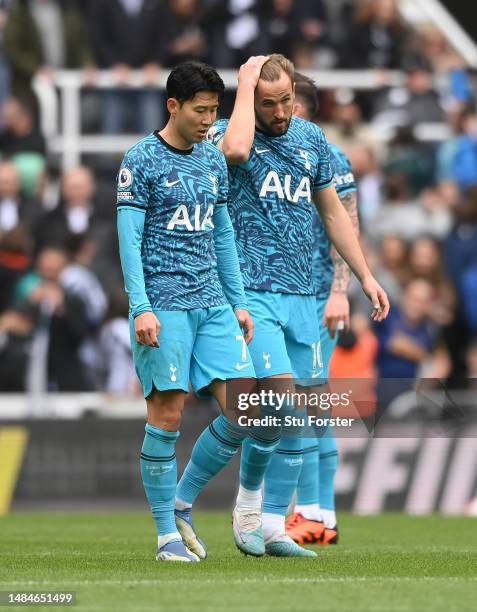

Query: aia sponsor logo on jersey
<box><xmin>259</xmin><ymin>171</ymin><xmax>311</xmax><ymax>203</ymax></box>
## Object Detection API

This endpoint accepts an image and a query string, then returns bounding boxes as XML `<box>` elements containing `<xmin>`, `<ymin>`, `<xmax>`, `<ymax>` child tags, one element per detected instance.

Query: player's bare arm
<box><xmin>325</xmin><ymin>191</ymin><xmax>360</xmax><ymax>336</ymax></box>
<box><xmin>220</xmin><ymin>55</ymin><xmax>269</xmax><ymax>165</ymax></box>
<box><xmin>314</xmin><ymin>185</ymin><xmax>389</xmax><ymax>321</ymax></box>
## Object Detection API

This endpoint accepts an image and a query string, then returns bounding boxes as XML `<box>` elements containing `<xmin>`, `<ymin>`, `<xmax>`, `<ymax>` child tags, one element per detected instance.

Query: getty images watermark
<box><xmin>236</xmin><ymin>389</ymin><xmax>355</xmax><ymax>429</ymax></box>
<box><xmin>224</xmin><ymin>378</ymin><xmax>477</xmax><ymax>438</ymax></box>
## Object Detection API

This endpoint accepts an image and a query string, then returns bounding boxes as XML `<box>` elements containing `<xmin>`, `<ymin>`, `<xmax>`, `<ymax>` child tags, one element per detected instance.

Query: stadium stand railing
<box><xmin>33</xmin><ymin>68</ymin><xmax>452</xmax><ymax>171</ymax></box>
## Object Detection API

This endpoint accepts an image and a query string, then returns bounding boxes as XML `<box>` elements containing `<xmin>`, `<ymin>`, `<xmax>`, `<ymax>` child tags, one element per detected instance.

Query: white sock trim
<box><xmin>236</xmin><ymin>485</ymin><xmax>262</xmax><ymax>509</ymax></box>
<box><xmin>294</xmin><ymin>503</ymin><xmax>322</xmax><ymax>522</ymax></box>
<box><xmin>175</xmin><ymin>498</ymin><xmax>192</xmax><ymax>511</ymax></box>
<box><xmin>158</xmin><ymin>532</ymin><xmax>182</xmax><ymax>548</ymax></box>
<box><xmin>320</xmin><ymin>508</ymin><xmax>337</xmax><ymax>529</ymax></box>
<box><xmin>262</xmin><ymin>512</ymin><xmax>285</xmax><ymax>543</ymax></box>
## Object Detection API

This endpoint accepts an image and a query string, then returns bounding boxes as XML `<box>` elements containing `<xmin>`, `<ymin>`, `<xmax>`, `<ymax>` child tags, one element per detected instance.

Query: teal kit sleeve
<box><xmin>212</xmin><ymin>203</ymin><xmax>248</xmax><ymax>311</ymax></box>
<box><xmin>117</xmin><ymin>207</ymin><xmax>152</xmax><ymax>318</ymax></box>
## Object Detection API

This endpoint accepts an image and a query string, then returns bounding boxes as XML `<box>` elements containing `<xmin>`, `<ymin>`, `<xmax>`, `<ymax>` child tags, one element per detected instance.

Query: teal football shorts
<box><xmin>130</xmin><ymin>304</ymin><xmax>255</xmax><ymax>397</ymax></box>
<box><xmin>245</xmin><ymin>289</ymin><xmax>322</xmax><ymax>384</ymax></box>
<box><xmin>316</xmin><ymin>294</ymin><xmax>339</xmax><ymax>380</ymax></box>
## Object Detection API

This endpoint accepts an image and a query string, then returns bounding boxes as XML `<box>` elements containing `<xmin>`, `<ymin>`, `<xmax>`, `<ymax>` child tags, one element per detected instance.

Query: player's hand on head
<box><xmin>135</xmin><ymin>311</ymin><xmax>161</xmax><ymax>348</ymax></box>
<box><xmin>235</xmin><ymin>308</ymin><xmax>254</xmax><ymax>344</ymax></box>
<box><xmin>238</xmin><ymin>56</ymin><xmax>270</xmax><ymax>89</ymax></box>
<box><xmin>324</xmin><ymin>292</ymin><xmax>350</xmax><ymax>338</ymax></box>
<box><xmin>361</xmin><ymin>275</ymin><xmax>390</xmax><ymax>322</ymax></box>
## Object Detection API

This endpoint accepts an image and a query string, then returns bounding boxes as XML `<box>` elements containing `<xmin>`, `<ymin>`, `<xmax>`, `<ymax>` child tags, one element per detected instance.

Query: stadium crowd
<box><xmin>0</xmin><ymin>0</ymin><xmax>476</xmax><ymax>394</ymax></box>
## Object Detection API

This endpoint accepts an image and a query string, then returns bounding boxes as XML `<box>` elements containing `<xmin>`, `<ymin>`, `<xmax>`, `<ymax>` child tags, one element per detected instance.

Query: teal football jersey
<box><xmin>117</xmin><ymin>132</ymin><xmax>230</xmax><ymax>310</ymax></box>
<box><xmin>208</xmin><ymin>116</ymin><xmax>333</xmax><ymax>295</ymax></box>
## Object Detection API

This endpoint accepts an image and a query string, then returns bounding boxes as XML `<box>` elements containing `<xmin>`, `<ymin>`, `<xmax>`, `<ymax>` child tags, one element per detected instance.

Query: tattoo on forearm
<box><xmin>341</xmin><ymin>191</ymin><xmax>360</xmax><ymax>234</ymax></box>
<box><xmin>330</xmin><ymin>191</ymin><xmax>359</xmax><ymax>293</ymax></box>
<box><xmin>331</xmin><ymin>251</ymin><xmax>351</xmax><ymax>293</ymax></box>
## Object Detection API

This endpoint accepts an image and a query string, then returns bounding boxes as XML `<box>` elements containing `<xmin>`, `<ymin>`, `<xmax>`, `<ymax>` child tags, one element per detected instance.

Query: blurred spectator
<box><xmin>339</xmin><ymin>0</ymin><xmax>408</xmax><ymax>69</ymax></box>
<box><xmin>435</xmin><ymin>102</ymin><xmax>467</xmax><ymax>184</ymax></box>
<box><xmin>330</xmin><ymin>313</ymin><xmax>378</xmax><ymax>380</ymax></box>
<box><xmin>61</xmin><ymin>234</ymin><xmax>108</xmax><ymax>388</ymax></box>
<box><xmin>466</xmin><ymin>340</ymin><xmax>477</xmax><ymax>381</ymax></box>
<box><xmin>158</xmin><ymin>0</ymin><xmax>207</xmax><ymax>67</ymax></box>
<box><xmin>0</xmin><ymin>224</ymin><xmax>31</xmax><ymax>312</ymax></box>
<box><xmin>35</xmin><ymin>166</ymin><xmax>96</xmax><ymax>245</ymax></box>
<box><xmin>0</xmin><ymin>96</ymin><xmax>47</xmax><ymax>195</ymax></box>
<box><xmin>0</xmin><ymin>160</ymin><xmax>41</xmax><ymax>236</ymax></box>
<box><xmin>204</xmin><ymin>0</ymin><xmax>260</xmax><ymax>68</ymax></box>
<box><xmin>349</xmin><ymin>237</ymin><xmax>402</xmax><ymax>315</ymax></box>
<box><xmin>329</xmin><ymin>313</ymin><xmax>378</xmax><ymax>418</ymax></box>
<box><xmin>324</xmin><ymin>90</ymin><xmax>385</xmax><ymax>161</ymax></box>
<box><xmin>16</xmin><ymin>245</ymin><xmax>95</xmax><ymax>390</ymax></box>
<box><xmin>0</xmin><ymin>1</ymin><xmax>12</xmax><ymax>112</ymax></box>
<box><xmin>38</xmin><ymin>166</ymin><xmax>96</xmax><ymax>246</ymax></box>
<box><xmin>292</xmin><ymin>0</ymin><xmax>329</xmax><ymax>68</ymax></box>
<box><xmin>447</xmin><ymin>191</ymin><xmax>477</xmax><ymax>330</ymax></box>
<box><xmin>461</xmin><ymin>264</ymin><xmax>477</xmax><ymax>334</ymax></box>
<box><xmin>347</xmin><ymin>145</ymin><xmax>383</xmax><ymax>224</ymax></box>
<box><xmin>415</xmin><ymin>24</ymin><xmax>464</xmax><ymax>77</ymax></box>
<box><xmin>450</xmin><ymin>104</ymin><xmax>477</xmax><ymax>193</ymax></box>
<box><xmin>0</xmin><ymin>307</ymin><xmax>33</xmax><ymax>391</ymax></box>
<box><xmin>444</xmin><ymin>186</ymin><xmax>477</xmax><ymax>373</ymax></box>
<box><xmin>257</xmin><ymin>0</ymin><xmax>302</xmax><ymax>61</ymax></box>
<box><xmin>89</xmin><ymin>0</ymin><xmax>164</xmax><ymax>133</ymax></box>
<box><xmin>384</xmin><ymin>126</ymin><xmax>433</xmax><ymax>195</ymax></box>
<box><xmin>372</xmin><ymin>58</ymin><xmax>445</xmax><ymax>128</ymax></box>
<box><xmin>0</xmin><ymin>96</ymin><xmax>45</xmax><ymax>156</ymax></box>
<box><xmin>378</xmin><ymin>234</ymin><xmax>409</xmax><ymax>288</ymax></box>
<box><xmin>372</xmin><ymin>174</ymin><xmax>451</xmax><ymax>243</ymax></box>
<box><xmin>447</xmin><ymin>68</ymin><xmax>473</xmax><ymax>107</ymax></box>
<box><xmin>4</xmin><ymin>0</ymin><xmax>93</xmax><ymax>101</ymax></box>
<box><xmin>408</xmin><ymin>235</ymin><xmax>456</xmax><ymax>326</ymax></box>
<box><xmin>34</xmin><ymin>166</ymin><xmax>119</xmax><ymax>292</ymax></box>
<box><xmin>99</xmin><ymin>290</ymin><xmax>137</xmax><ymax>394</ymax></box>
<box><xmin>374</xmin><ymin>279</ymin><xmax>439</xmax><ymax>406</ymax></box>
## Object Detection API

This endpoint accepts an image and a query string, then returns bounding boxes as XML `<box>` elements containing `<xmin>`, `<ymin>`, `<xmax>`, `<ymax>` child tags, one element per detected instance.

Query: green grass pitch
<box><xmin>1</xmin><ymin>512</ymin><xmax>476</xmax><ymax>611</ymax></box>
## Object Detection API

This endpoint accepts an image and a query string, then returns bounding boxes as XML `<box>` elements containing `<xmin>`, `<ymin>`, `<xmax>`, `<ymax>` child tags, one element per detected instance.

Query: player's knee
<box><xmin>146</xmin><ymin>390</ymin><xmax>184</xmax><ymax>431</ymax></box>
<box><xmin>219</xmin><ymin>414</ymin><xmax>248</xmax><ymax>442</ymax></box>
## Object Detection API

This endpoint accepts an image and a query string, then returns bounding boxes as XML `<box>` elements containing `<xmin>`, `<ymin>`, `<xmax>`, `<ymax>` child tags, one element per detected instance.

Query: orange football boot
<box><xmin>285</xmin><ymin>512</ymin><xmax>325</xmax><ymax>545</ymax></box>
<box><xmin>318</xmin><ymin>525</ymin><xmax>339</xmax><ymax>545</ymax></box>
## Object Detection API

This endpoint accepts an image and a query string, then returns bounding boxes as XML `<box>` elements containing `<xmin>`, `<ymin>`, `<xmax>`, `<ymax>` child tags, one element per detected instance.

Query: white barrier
<box><xmin>32</xmin><ymin>68</ymin><xmax>452</xmax><ymax>172</ymax></box>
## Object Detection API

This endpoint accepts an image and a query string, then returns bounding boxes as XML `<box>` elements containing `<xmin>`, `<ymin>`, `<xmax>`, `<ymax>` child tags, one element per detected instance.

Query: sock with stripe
<box><xmin>239</xmin><ymin>426</ymin><xmax>281</xmax><ymax>496</ymax></box>
<box><xmin>176</xmin><ymin>414</ymin><xmax>247</xmax><ymax>507</ymax></box>
<box><xmin>262</xmin><ymin>435</ymin><xmax>303</xmax><ymax>540</ymax></box>
<box><xmin>140</xmin><ymin>423</ymin><xmax>180</xmax><ymax>541</ymax></box>
<box><xmin>238</xmin><ymin>400</ymin><xmax>283</xmax><ymax>498</ymax></box>
<box><xmin>319</xmin><ymin>434</ymin><xmax>339</xmax><ymax>527</ymax></box>
<box><xmin>294</xmin><ymin>437</ymin><xmax>322</xmax><ymax>521</ymax></box>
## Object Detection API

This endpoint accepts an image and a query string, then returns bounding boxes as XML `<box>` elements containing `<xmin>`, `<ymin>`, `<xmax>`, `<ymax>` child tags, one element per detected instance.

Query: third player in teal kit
<box><xmin>285</xmin><ymin>74</ymin><xmax>359</xmax><ymax>546</ymax></box>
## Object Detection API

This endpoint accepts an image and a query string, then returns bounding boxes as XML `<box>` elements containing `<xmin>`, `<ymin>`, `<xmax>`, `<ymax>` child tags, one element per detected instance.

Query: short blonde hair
<box><xmin>260</xmin><ymin>54</ymin><xmax>295</xmax><ymax>84</ymax></box>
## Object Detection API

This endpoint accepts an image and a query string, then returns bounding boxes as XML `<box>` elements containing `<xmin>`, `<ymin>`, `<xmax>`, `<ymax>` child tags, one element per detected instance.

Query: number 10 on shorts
<box><xmin>311</xmin><ymin>341</ymin><xmax>323</xmax><ymax>371</ymax></box>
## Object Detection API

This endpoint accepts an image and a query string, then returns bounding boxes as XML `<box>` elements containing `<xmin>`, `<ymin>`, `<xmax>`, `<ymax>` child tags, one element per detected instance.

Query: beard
<box><xmin>255</xmin><ymin>113</ymin><xmax>292</xmax><ymax>137</ymax></box>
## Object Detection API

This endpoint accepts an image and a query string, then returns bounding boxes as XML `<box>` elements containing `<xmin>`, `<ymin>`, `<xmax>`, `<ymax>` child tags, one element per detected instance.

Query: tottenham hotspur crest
<box><xmin>298</xmin><ymin>150</ymin><xmax>311</xmax><ymax>171</ymax></box>
<box><xmin>209</xmin><ymin>174</ymin><xmax>218</xmax><ymax>195</ymax></box>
